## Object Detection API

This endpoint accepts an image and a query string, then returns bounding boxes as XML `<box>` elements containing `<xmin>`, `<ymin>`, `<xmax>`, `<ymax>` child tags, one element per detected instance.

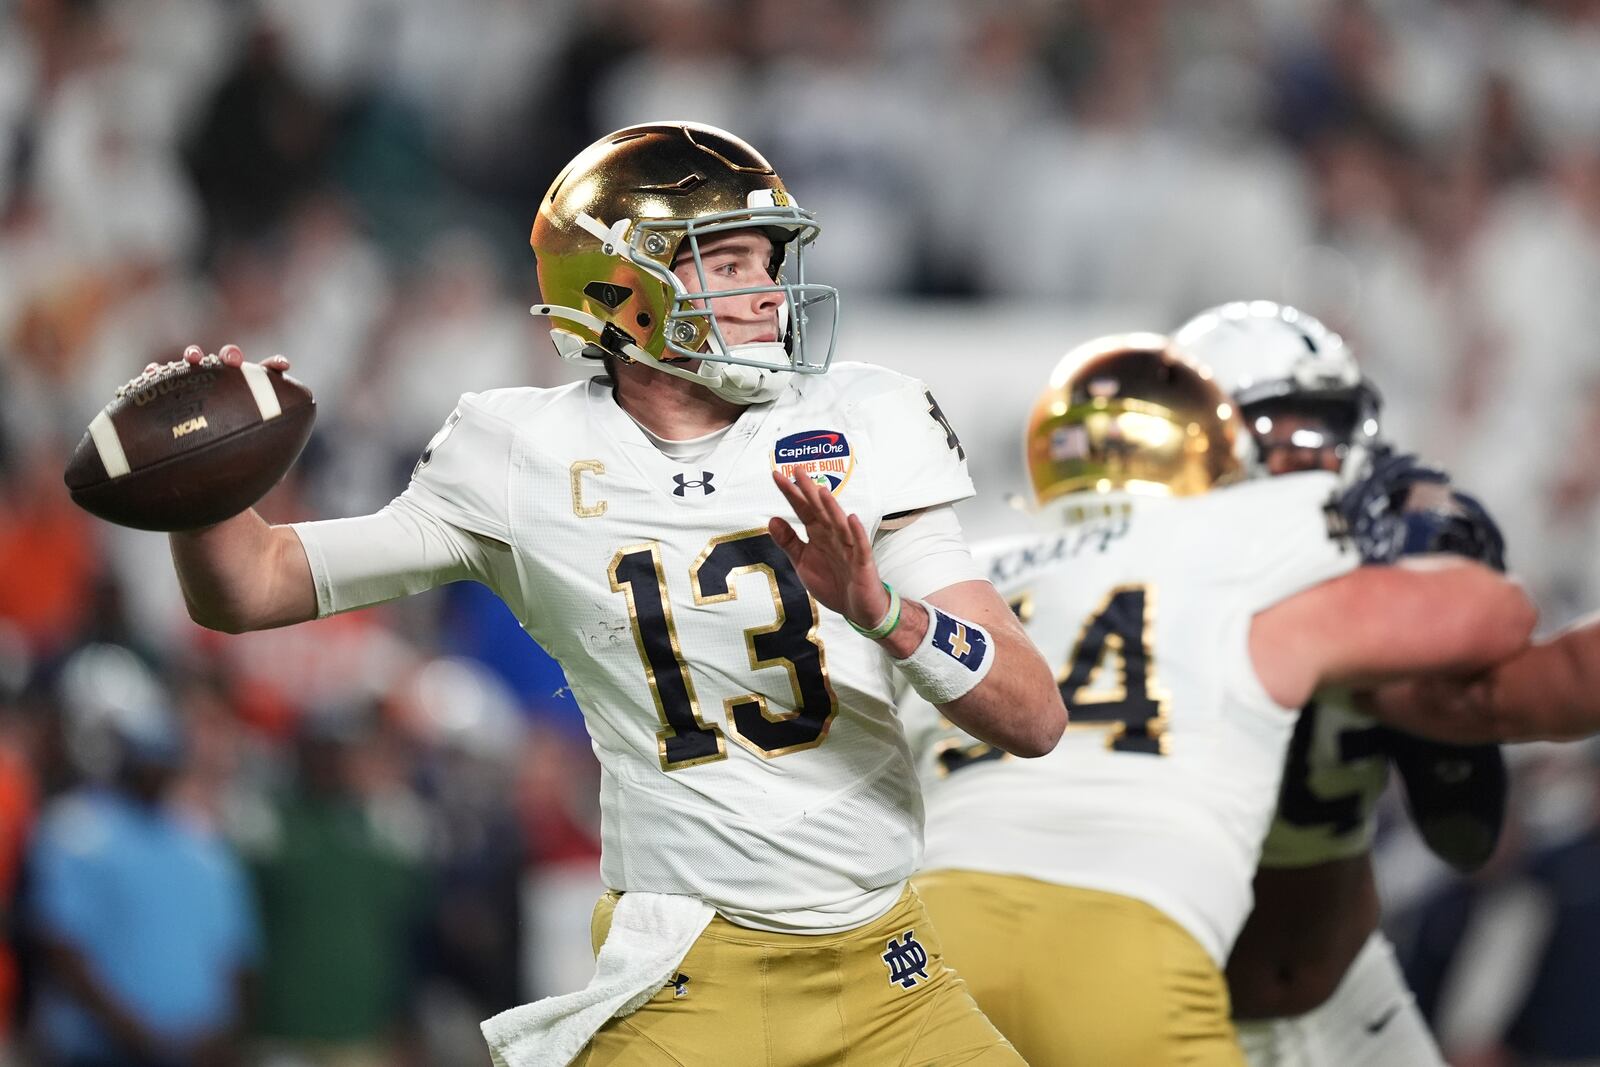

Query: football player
<box><xmin>1177</xmin><ymin>301</ymin><xmax>1510</xmax><ymax>1067</ymax></box>
<box><xmin>163</xmin><ymin>123</ymin><xmax>1063</xmax><ymax>1065</ymax></box>
<box><xmin>903</xmin><ymin>334</ymin><xmax>1534</xmax><ymax>1066</ymax></box>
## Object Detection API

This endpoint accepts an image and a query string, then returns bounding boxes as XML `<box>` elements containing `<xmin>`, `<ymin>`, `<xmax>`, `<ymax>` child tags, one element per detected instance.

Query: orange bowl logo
<box><xmin>772</xmin><ymin>430</ymin><xmax>854</xmax><ymax>494</ymax></box>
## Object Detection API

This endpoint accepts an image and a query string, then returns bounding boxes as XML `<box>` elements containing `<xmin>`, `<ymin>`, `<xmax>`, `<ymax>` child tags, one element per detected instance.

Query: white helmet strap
<box><xmin>574</xmin><ymin>212</ymin><xmax>630</xmax><ymax>253</ymax></box>
<box><xmin>529</xmin><ymin>304</ymin><xmax>786</xmax><ymax>406</ymax></box>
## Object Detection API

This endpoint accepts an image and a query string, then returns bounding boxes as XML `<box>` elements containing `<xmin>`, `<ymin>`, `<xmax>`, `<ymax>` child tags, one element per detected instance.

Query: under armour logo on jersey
<box><xmin>882</xmin><ymin>930</ymin><xmax>930</xmax><ymax>989</ymax></box>
<box><xmin>666</xmin><ymin>972</ymin><xmax>691</xmax><ymax>999</ymax></box>
<box><xmin>672</xmin><ymin>472</ymin><xmax>716</xmax><ymax>497</ymax></box>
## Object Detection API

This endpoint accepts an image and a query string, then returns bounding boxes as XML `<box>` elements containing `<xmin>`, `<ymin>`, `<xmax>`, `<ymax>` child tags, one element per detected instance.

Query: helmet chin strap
<box><xmin>529</xmin><ymin>304</ymin><xmax>790</xmax><ymax>406</ymax></box>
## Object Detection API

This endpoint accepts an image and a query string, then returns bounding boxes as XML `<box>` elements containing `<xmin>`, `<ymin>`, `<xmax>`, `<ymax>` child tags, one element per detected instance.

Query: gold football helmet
<box><xmin>529</xmin><ymin>121</ymin><xmax>839</xmax><ymax>405</ymax></box>
<box><xmin>1024</xmin><ymin>333</ymin><xmax>1254</xmax><ymax>512</ymax></box>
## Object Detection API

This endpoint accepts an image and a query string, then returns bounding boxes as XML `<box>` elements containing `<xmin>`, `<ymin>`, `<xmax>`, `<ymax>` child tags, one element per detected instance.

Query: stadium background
<box><xmin>2</xmin><ymin>0</ymin><xmax>1599</xmax><ymax>1063</ymax></box>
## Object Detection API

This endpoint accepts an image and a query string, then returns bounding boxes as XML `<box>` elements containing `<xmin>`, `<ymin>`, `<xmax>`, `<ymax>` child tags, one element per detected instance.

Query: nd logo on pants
<box><xmin>574</xmin><ymin>887</ymin><xmax>1023</xmax><ymax>1066</ymax></box>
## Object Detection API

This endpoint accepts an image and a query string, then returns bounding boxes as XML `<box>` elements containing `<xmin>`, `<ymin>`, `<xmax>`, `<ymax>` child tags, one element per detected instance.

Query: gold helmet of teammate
<box><xmin>1024</xmin><ymin>333</ymin><xmax>1253</xmax><ymax>512</ymax></box>
<box><xmin>529</xmin><ymin>121</ymin><xmax>839</xmax><ymax>405</ymax></box>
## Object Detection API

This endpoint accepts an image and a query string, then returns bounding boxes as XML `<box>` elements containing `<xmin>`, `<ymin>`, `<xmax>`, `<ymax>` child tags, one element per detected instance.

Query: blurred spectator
<box><xmin>398</xmin><ymin>659</ymin><xmax>528</xmax><ymax>1060</ymax></box>
<box><xmin>184</xmin><ymin>25</ymin><xmax>335</xmax><ymax>248</ymax></box>
<box><xmin>25</xmin><ymin>645</ymin><xmax>259</xmax><ymax>1067</ymax></box>
<box><xmin>0</xmin><ymin>627</ymin><xmax>39</xmax><ymax>1062</ymax></box>
<box><xmin>229</xmin><ymin>703</ymin><xmax>429</xmax><ymax>1067</ymax></box>
<box><xmin>370</xmin><ymin>230</ymin><xmax>542</xmax><ymax>456</ymax></box>
<box><xmin>1398</xmin><ymin>743</ymin><xmax>1600</xmax><ymax>1067</ymax></box>
<box><xmin>0</xmin><ymin>446</ymin><xmax>100</xmax><ymax>660</ymax></box>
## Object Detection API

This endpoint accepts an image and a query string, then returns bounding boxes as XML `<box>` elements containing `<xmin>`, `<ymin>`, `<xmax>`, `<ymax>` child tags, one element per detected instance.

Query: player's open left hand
<box><xmin>770</xmin><ymin>470</ymin><xmax>891</xmax><ymax>631</ymax></box>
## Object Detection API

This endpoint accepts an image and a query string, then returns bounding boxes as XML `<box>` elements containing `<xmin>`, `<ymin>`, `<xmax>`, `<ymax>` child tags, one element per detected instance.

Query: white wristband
<box><xmin>894</xmin><ymin>604</ymin><xmax>995</xmax><ymax>705</ymax></box>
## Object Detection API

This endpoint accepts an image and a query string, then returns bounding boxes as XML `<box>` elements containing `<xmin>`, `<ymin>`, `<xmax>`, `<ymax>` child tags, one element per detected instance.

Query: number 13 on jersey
<box><xmin>609</xmin><ymin>530</ymin><xmax>840</xmax><ymax>771</ymax></box>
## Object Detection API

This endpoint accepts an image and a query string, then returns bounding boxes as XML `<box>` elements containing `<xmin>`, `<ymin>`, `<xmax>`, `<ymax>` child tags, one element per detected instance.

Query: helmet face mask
<box><xmin>530</xmin><ymin>123</ymin><xmax>841</xmax><ymax>405</ymax></box>
<box><xmin>1242</xmin><ymin>390</ymin><xmax>1379</xmax><ymax>477</ymax></box>
<box><xmin>648</xmin><ymin>209</ymin><xmax>835</xmax><ymax>373</ymax></box>
<box><xmin>1174</xmin><ymin>300</ymin><xmax>1382</xmax><ymax>484</ymax></box>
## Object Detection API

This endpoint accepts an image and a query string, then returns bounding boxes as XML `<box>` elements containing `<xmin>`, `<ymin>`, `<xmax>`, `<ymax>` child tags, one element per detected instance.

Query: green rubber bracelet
<box><xmin>849</xmin><ymin>583</ymin><xmax>902</xmax><ymax>640</ymax></box>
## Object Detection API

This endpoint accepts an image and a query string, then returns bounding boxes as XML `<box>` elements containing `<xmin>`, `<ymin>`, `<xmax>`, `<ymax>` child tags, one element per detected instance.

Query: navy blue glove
<box><xmin>1334</xmin><ymin>448</ymin><xmax>1450</xmax><ymax>564</ymax></box>
<box><xmin>1424</xmin><ymin>490</ymin><xmax>1506</xmax><ymax>570</ymax></box>
<box><xmin>1384</xmin><ymin>478</ymin><xmax>1510</xmax><ymax>873</ymax></box>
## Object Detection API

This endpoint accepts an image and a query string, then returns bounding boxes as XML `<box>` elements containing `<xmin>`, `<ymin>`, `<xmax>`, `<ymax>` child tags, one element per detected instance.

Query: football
<box><xmin>63</xmin><ymin>357</ymin><xmax>316</xmax><ymax>531</ymax></box>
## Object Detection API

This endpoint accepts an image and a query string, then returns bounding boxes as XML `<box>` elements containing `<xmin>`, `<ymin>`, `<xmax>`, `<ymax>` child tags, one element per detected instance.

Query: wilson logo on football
<box><xmin>772</xmin><ymin>430</ymin><xmax>854</xmax><ymax>494</ymax></box>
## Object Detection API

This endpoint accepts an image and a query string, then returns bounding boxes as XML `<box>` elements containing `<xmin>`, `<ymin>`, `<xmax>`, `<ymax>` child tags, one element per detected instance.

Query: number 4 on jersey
<box><xmin>940</xmin><ymin>583</ymin><xmax>1169</xmax><ymax>774</ymax></box>
<box><xmin>1062</xmin><ymin>585</ymin><xmax>1169</xmax><ymax>755</ymax></box>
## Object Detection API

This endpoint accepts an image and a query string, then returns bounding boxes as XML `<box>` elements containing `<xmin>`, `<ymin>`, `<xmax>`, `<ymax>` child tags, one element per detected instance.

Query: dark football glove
<box><xmin>1334</xmin><ymin>448</ymin><xmax>1450</xmax><ymax>564</ymax></box>
<box><xmin>1385</xmin><ymin>480</ymin><xmax>1510</xmax><ymax>872</ymax></box>
<box><xmin>1383</xmin><ymin>728</ymin><xmax>1507</xmax><ymax>873</ymax></box>
<box><xmin>1405</xmin><ymin>489</ymin><xmax>1508</xmax><ymax>572</ymax></box>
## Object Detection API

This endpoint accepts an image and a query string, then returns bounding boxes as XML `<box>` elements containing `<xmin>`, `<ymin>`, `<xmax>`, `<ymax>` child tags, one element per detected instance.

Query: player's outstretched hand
<box><xmin>770</xmin><ymin>471</ymin><xmax>892</xmax><ymax>631</ymax></box>
<box><xmin>1367</xmin><ymin>675</ymin><xmax>1501</xmax><ymax>745</ymax></box>
<box><xmin>145</xmin><ymin>344</ymin><xmax>291</xmax><ymax>375</ymax></box>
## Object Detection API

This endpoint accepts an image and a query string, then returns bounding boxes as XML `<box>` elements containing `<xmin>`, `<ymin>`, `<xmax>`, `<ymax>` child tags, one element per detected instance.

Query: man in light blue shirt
<box><xmin>28</xmin><ymin>657</ymin><xmax>259</xmax><ymax>1067</ymax></box>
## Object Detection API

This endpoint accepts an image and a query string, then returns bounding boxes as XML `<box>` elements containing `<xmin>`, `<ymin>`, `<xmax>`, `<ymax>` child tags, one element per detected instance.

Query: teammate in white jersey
<box><xmin>1177</xmin><ymin>301</ymin><xmax>1512</xmax><ymax>1067</ymax></box>
<box><xmin>162</xmin><ymin>123</ymin><xmax>1063</xmax><ymax>1066</ymax></box>
<box><xmin>904</xmin><ymin>334</ymin><xmax>1535</xmax><ymax>1066</ymax></box>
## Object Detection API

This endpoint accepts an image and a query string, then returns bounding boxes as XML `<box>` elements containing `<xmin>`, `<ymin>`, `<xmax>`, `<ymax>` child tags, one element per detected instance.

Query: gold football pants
<box><xmin>917</xmin><ymin>870</ymin><xmax>1246</xmax><ymax>1067</ymax></box>
<box><xmin>573</xmin><ymin>885</ymin><xmax>1024</xmax><ymax>1066</ymax></box>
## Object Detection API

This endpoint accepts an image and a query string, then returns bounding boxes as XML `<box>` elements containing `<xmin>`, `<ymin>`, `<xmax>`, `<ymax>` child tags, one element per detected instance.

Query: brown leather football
<box><xmin>63</xmin><ymin>357</ymin><xmax>316</xmax><ymax>531</ymax></box>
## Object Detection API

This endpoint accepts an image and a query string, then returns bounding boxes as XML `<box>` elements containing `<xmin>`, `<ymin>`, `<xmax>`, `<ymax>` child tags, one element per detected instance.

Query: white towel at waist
<box><xmin>481</xmin><ymin>891</ymin><xmax>715</xmax><ymax>1067</ymax></box>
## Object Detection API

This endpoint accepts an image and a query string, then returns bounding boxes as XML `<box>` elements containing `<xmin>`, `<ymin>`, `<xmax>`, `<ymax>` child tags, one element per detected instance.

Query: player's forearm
<box><xmin>1480</xmin><ymin>620</ymin><xmax>1600</xmax><ymax>741</ymax></box>
<box><xmin>1435</xmin><ymin>575</ymin><xmax>1538</xmax><ymax>676</ymax></box>
<box><xmin>936</xmin><ymin>625</ymin><xmax>1065</xmax><ymax>757</ymax></box>
<box><xmin>886</xmin><ymin>590</ymin><xmax>1064</xmax><ymax>757</ymax></box>
<box><xmin>168</xmin><ymin>510</ymin><xmax>317</xmax><ymax>632</ymax></box>
<box><xmin>1366</xmin><ymin>621</ymin><xmax>1598</xmax><ymax>743</ymax></box>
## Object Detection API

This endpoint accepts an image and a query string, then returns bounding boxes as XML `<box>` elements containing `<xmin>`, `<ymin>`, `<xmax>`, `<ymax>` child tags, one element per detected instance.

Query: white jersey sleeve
<box><xmin>291</xmin><ymin>498</ymin><xmax>513</xmax><ymax>617</ymax></box>
<box><xmin>842</xmin><ymin>371</ymin><xmax>973</xmax><ymax>516</ymax></box>
<box><xmin>290</xmin><ymin>394</ymin><xmax>518</xmax><ymax>617</ymax></box>
<box><xmin>872</xmin><ymin>505</ymin><xmax>983</xmax><ymax>601</ymax></box>
<box><xmin>401</xmin><ymin>394</ymin><xmax>515</xmax><ymax>541</ymax></box>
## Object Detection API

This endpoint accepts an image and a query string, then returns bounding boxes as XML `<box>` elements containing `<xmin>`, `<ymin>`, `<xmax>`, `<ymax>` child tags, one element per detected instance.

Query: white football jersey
<box><xmin>905</xmin><ymin>472</ymin><xmax>1356</xmax><ymax>963</ymax></box>
<box><xmin>1256</xmin><ymin>694</ymin><xmax>1389</xmax><ymax>868</ymax></box>
<box><xmin>295</xmin><ymin>363</ymin><xmax>973</xmax><ymax>932</ymax></box>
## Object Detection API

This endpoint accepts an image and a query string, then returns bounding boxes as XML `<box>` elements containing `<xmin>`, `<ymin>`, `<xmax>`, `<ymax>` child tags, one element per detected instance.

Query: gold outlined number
<box><xmin>612</xmin><ymin>531</ymin><xmax>839</xmax><ymax>771</ymax></box>
<box><xmin>610</xmin><ymin>544</ymin><xmax>726</xmax><ymax>770</ymax></box>
<box><xmin>1061</xmin><ymin>584</ymin><xmax>1169</xmax><ymax>754</ymax></box>
<box><xmin>938</xmin><ymin>583</ymin><xmax>1168</xmax><ymax>775</ymax></box>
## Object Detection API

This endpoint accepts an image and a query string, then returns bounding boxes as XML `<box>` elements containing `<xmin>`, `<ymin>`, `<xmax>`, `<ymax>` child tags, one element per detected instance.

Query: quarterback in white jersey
<box><xmin>905</xmin><ymin>335</ymin><xmax>1535</xmax><ymax>1067</ymax></box>
<box><xmin>162</xmin><ymin>123</ymin><xmax>1062</xmax><ymax>1067</ymax></box>
<box><xmin>301</xmin><ymin>360</ymin><xmax>986</xmax><ymax>929</ymax></box>
<box><xmin>1179</xmin><ymin>302</ymin><xmax>1510</xmax><ymax>1067</ymax></box>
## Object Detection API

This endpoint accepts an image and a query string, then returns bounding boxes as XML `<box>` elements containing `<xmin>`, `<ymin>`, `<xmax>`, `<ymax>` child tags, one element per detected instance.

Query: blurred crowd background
<box><xmin>2</xmin><ymin>0</ymin><xmax>1600</xmax><ymax>1064</ymax></box>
